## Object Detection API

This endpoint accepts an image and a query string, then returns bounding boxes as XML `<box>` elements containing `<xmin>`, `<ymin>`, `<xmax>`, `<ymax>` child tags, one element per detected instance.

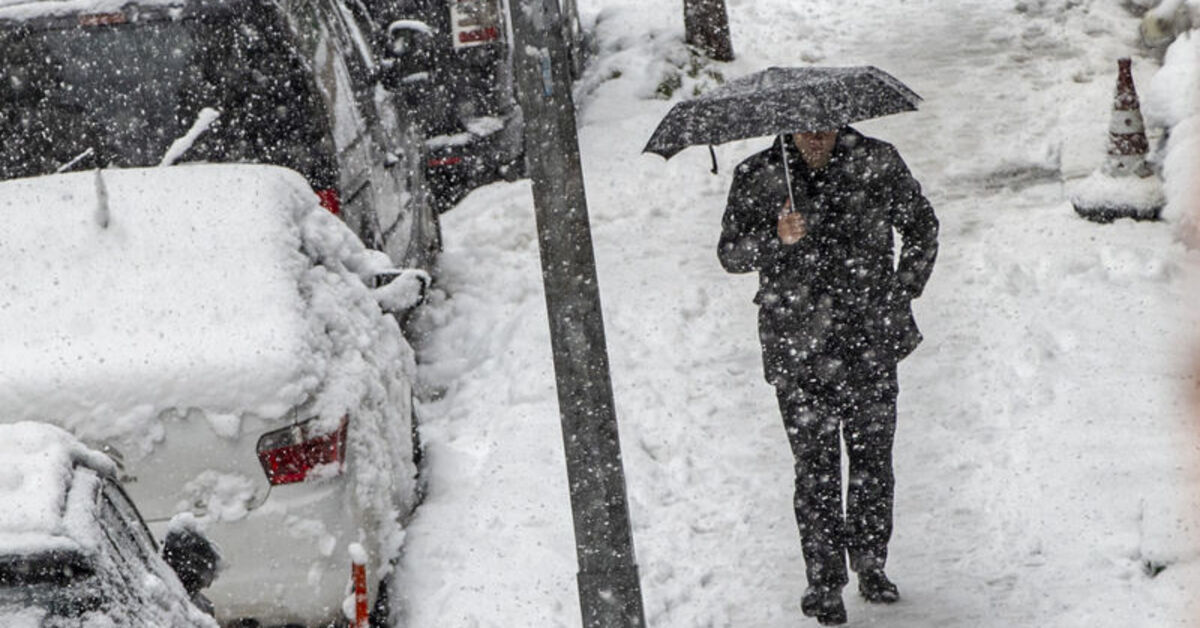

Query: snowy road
<box><xmin>396</xmin><ymin>0</ymin><xmax>1200</xmax><ymax>626</ymax></box>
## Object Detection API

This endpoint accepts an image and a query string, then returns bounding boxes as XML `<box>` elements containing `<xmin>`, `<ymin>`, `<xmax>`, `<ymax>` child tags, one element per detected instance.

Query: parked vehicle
<box><xmin>0</xmin><ymin>164</ymin><xmax>427</xmax><ymax>626</ymax></box>
<box><xmin>0</xmin><ymin>422</ymin><xmax>219</xmax><ymax>628</ymax></box>
<box><xmin>378</xmin><ymin>0</ymin><xmax>585</xmax><ymax>212</ymax></box>
<box><xmin>0</xmin><ymin>0</ymin><xmax>440</xmax><ymax>269</ymax></box>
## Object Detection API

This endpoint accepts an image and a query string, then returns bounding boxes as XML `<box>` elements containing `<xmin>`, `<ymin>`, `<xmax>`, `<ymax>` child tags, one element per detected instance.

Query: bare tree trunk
<box><xmin>683</xmin><ymin>0</ymin><xmax>734</xmax><ymax>62</ymax></box>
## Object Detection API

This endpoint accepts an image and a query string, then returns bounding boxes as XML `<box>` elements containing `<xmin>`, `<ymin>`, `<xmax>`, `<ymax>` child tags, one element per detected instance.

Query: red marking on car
<box><xmin>315</xmin><ymin>188</ymin><xmax>340</xmax><ymax>215</ymax></box>
<box><xmin>256</xmin><ymin>417</ymin><xmax>348</xmax><ymax>486</ymax></box>
<box><xmin>458</xmin><ymin>26</ymin><xmax>500</xmax><ymax>44</ymax></box>
<box><xmin>79</xmin><ymin>12</ymin><xmax>128</xmax><ymax>26</ymax></box>
<box><xmin>428</xmin><ymin>156</ymin><xmax>463</xmax><ymax>167</ymax></box>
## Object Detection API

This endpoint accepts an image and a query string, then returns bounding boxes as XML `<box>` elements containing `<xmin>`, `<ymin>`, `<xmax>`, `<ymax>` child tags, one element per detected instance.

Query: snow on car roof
<box><xmin>0</xmin><ymin>0</ymin><xmax>230</xmax><ymax>22</ymax></box>
<box><xmin>0</xmin><ymin>422</ymin><xmax>115</xmax><ymax>554</ymax></box>
<box><xmin>0</xmin><ymin>0</ymin><xmax>174</xmax><ymax>21</ymax></box>
<box><xmin>0</xmin><ymin>165</ymin><xmax>318</xmax><ymax>453</ymax></box>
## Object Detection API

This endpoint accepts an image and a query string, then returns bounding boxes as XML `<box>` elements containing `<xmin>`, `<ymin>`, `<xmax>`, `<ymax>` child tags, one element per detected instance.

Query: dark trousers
<box><xmin>775</xmin><ymin>365</ymin><xmax>897</xmax><ymax>590</ymax></box>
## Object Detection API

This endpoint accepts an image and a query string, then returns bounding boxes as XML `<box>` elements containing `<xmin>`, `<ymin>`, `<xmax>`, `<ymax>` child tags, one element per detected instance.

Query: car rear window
<box><xmin>0</xmin><ymin>11</ymin><xmax>338</xmax><ymax>187</ymax></box>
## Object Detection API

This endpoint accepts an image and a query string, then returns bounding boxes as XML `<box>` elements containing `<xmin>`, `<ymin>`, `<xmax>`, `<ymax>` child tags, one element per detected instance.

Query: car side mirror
<box><xmin>162</xmin><ymin>519</ymin><xmax>221</xmax><ymax>597</ymax></box>
<box><xmin>388</xmin><ymin>19</ymin><xmax>433</xmax><ymax>57</ymax></box>
<box><xmin>374</xmin><ymin>268</ymin><xmax>430</xmax><ymax>314</ymax></box>
<box><xmin>381</xmin><ymin>20</ymin><xmax>435</xmax><ymax>91</ymax></box>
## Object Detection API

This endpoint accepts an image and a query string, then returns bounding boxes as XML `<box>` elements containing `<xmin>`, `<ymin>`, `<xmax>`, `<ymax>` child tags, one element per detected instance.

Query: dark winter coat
<box><xmin>718</xmin><ymin>127</ymin><xmax>938</xmax><ymax>389</ymax></box>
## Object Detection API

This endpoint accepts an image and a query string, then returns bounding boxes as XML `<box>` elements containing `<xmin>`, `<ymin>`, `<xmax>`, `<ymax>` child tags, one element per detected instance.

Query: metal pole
<box><xmin>508</xmin><ymin>1</ymin><xmax>647</xmax><ymax>627</ymax></box>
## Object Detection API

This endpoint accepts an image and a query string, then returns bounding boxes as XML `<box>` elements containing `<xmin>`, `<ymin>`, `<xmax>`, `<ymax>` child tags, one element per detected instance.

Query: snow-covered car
<box><xmin>0</xmin><ymin>422</ymin><xmax>219</xmax><ymax>628</ymax></box>
<box><xmin>0</xmin><ymin>165</ymin><xmax>425</xmax><ymax>626</ymax></box>
<box><xmin>0</xmin><ymin>0</ymin><xmax>441</xmax><ymax>270</ymax></box>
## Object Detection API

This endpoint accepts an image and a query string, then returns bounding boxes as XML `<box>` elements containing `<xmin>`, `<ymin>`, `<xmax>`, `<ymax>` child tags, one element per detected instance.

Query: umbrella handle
<box><xmin>708</xmin><ymin>145</ymin><xmax>718</xmax><ymax>175</ymax></box>
<box><xmin>779</xmin><ymin>134</ymin><xmax>796</xmax><ymax>216</ymax></box>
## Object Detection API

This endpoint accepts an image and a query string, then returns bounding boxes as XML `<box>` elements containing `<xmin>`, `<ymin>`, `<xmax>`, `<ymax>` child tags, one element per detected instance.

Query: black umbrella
<box><xmin>643</xmin><ymin>65</ymin><xmax>921</xmax><ymax>160</ymax></box>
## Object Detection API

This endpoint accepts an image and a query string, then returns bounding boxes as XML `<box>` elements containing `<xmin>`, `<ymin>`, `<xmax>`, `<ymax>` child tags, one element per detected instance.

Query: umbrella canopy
<box><xmin>643</xmin><ymin>66</ymin><xmax>921</xmax><ymax>159</ymax></box>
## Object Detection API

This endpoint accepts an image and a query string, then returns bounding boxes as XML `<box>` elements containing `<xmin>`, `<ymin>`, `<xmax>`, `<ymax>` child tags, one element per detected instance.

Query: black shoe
<box><xmin>801</xmin><ymin>586</ymin><xmax>847</xmax><ymax>625</ymax></box>
<box><xmin>857</xmin><ymin>569</ymin><xmax>900</xmax><ymax>603</ymax></box>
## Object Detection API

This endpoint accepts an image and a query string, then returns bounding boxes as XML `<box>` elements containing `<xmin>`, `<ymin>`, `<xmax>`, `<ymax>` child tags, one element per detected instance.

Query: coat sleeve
<box><xmin>718</xmin><ymin>161</ymin><xmax>784</xmax><ymax>274</ymax></box>
<box><xmin>880</xmin><ymin>146</ymin><xmax>938</xmax><ymax>299</ymax></box>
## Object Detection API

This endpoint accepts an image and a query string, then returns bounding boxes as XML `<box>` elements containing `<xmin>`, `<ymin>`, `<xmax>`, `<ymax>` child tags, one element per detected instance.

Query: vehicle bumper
<box><xmin>426</xmin><ymin>110</ymin><xmax>524</xmax><ymax>208</ymax></box>
<box><xmin>149</xmin><ymin>480</ymin><xmax>374</xmax><ymax>627</ymax></box>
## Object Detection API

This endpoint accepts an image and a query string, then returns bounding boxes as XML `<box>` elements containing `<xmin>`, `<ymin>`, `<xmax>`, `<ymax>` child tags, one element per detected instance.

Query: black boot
<box><xmin>857</xmin><ymin>569</ymin><xmax>900</xmax><ymax>603</ymax></box>
<box><xmin>801</xmin><ymin>586</ymin><xmax>847</xmax><ymax>625</ymax></box>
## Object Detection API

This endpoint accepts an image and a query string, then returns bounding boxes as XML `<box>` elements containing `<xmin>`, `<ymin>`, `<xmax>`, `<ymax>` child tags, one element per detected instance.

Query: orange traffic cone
<box><xmin>1072</xmin><ymin>58</ymin><xmax>1164</xmax><ymax>222</ymax></box>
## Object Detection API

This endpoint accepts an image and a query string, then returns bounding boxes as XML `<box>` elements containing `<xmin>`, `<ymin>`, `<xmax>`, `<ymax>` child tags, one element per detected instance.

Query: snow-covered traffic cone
<box><xmin>1071</xmin><ymin>58</ymin><xmax>1164</xmax><ymax>222</ymax></box>
<box><xmin>1103</xmin><ymin>58</ymin><xmax>1153</xmax><ymax>179</ymax></box>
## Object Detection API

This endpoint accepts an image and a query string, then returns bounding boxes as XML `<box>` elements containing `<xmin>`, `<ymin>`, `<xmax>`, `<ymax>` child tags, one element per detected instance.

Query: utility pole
<box><xmin>509</xmin><ymin>1</ymin><xmax>646</xmax><ymax>627</ymax></box>
<box><xmin>683</xmin><ymin>0</ymin><xmax>734</xmax><ymax>62</ymax></box>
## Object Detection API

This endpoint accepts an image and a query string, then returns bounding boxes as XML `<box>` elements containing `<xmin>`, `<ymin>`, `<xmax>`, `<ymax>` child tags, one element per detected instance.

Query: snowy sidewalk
<box><xmin>395</xmin><ymin>1</ymin><xmax>1200</xmax><ymax>626</ymax></box>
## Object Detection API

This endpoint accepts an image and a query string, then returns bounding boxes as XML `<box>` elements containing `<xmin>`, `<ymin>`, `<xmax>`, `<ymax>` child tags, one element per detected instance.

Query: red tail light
<box><xmin>428</xmin><ymin>156</ymin><xmax>463</xmax><ymax>168</ymax></box>
<box><xmin>256</xmin><ymin>417</ymin><xmax>348</xmax><ymax>486</ymax></box>
<box><xmin>79</xmin><ymin>12</ymin><xmax>127</xmax><ymax>25</ymax></box>
<box><xmin>315</xmin><ymin>188</ymin><xmax>341</xmax><ymax>215</ymax></box>
<box><xmin>457</xmin><ymin>26</ymin><xmax>500</xmax><ymax>44</ymax></box>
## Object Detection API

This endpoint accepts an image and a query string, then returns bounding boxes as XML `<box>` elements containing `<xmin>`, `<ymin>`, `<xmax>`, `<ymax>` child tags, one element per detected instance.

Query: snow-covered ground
<box><xmin>395</xmin><ymin>0</ymin><xmax>1200</xmax><ymax>626</ymax></box>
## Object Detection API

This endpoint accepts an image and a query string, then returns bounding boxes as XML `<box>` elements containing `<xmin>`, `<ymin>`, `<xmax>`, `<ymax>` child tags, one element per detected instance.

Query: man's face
<box><xmin>793</xmin><ymin>130</ymin><xmax>839</xmax><ymax>164</ymax></box>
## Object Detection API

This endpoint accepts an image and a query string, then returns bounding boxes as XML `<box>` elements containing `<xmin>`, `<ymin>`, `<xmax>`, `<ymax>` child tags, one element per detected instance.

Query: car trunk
<box><xmin>0</xmin><ymin>166</ymin><xmax>328</xmax><ymax>522</ymax></box>
<box><xmin>112</xmin><ymin>410</ymin><xmax>286</xmax><ymax>524</ymax></box>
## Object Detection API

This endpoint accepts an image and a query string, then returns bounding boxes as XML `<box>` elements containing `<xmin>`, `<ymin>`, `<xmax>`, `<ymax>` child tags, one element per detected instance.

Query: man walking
<box><xmin>718</xmin><ymin>127</ymin><xmax>937</xmax><ymax>625</ymax></box>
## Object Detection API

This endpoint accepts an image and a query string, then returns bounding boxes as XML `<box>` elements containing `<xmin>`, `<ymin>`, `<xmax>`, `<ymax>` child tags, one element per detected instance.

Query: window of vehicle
<box><xmin>0</xmin><ymin>10</ymin><xmax>338</xmax><ymax>188</ymax></box>
<box><xmin>0</xmin><ymin>551</ymin><xmax>94</xmax><ymax>587</ymax></box>
<box><xmin>96</xmin><ymin>484</ymin><xmax>153</xmax><ymax>571</ymax></box>
<box><xmin>100</xmin><ymin>481</ymin><xmax>159</xmax><ymax>561</ymax></box>
<box><xmin>0</xmin><ymin>550</ymin><xmax>106</xmax><ymax>619</ymax></box>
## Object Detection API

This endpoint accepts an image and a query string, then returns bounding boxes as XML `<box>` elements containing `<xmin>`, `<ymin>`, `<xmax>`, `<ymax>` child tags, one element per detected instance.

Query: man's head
<box><xmin>792</xmin><ymin>130</ymin><xmax>839</xmax><ymax>169</ymax></box>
